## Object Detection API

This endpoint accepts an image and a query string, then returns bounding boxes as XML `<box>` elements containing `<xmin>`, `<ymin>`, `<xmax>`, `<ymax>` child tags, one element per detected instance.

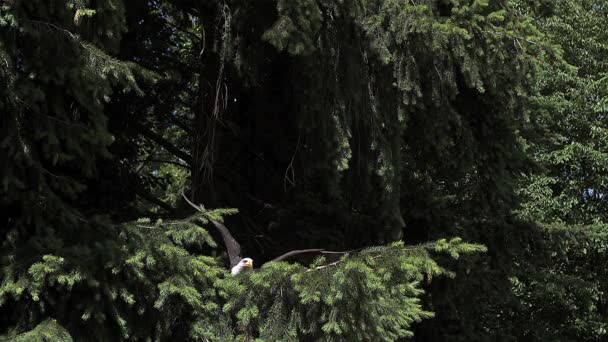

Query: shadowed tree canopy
<box><xmin>2</xmin><ymin>0</ymin><xmax>608</xmax><ymax>341</ymax></box>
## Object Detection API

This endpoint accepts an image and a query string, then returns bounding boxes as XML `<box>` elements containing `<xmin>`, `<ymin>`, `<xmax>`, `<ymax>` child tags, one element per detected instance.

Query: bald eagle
<box><xmin>231</xmin><ymin>258</ymin><xmax>253</xmax><ymax>275</ymax></box>
<box><xmin>183</xmin><ymin>193</ymin><xmax>351</xmax><ymax>275</ymax></box>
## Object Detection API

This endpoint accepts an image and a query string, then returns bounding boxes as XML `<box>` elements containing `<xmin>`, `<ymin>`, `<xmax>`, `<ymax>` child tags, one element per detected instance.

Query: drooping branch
<box><xmin>164</xmin><ymin>112</ymin><xmax>192</xmax><ymax>134</ymax></box>
<box><xmin>152</xmin><ymin>102</ymin><xmax>192</xmax><ymax>134</ymax></box>
<box><xmin>134</xmin><ymin>187</ymin><xmax>177</xmax><ymax>214</ymax></box>
<box><xmin>131</xmin><ymin>159</ymin><xmax>190</xmax><ymax>169</ymax></box>
<box><xmin>136</xmin><ymin>124</ymin><xmax>193</xmax><ymax>166</ymax></box>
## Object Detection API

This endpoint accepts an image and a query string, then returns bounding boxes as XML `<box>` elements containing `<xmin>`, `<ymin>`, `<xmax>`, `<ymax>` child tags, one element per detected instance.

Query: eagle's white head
<box><xmin>231</xmin><ymin>258</ymin><xmax>254</xmax><ymax>275</ymax></box>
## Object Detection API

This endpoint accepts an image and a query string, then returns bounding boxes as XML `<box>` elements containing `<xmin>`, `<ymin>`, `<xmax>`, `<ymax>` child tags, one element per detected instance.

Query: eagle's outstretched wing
<box><xmin>209</xmin><ymin>219</ymin><xmax>242</xmax><ymax>268</ymax></box>
<box><xmin>182</xmin><ymin>191</ymin><xmax>356</xmax><ymax>270</ymax></box>
<box><xmin>269</xmin><ymin>249</ymin><xmax>352</xmax><ymax>264</ymax></box>
<box><xmin>182</xmin><ymin>191</ymin><xmax>242</xmax><ymax>268</ymax></box>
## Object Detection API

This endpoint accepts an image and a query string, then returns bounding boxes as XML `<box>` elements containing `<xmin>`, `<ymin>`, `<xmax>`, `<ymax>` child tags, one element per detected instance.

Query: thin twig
<box><xmin>131</xmin><ymin>159</ymin><xmax>190</xmax><ymax>169</ymax></box>
<box><xmin>284</xmin><ymin>132</ymin><xmax>302</xmax><ymax>192</ymax></box>
<box><xmin>19</xmin><ymin>19</ymin><xmax>76</xmax><ymax>39</ymax></box>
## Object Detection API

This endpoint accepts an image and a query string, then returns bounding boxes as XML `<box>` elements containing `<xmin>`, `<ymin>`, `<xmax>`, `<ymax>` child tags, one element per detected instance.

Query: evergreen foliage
<box><xmin>222</xmin><ymin>239</ymin><xmax>485</xmax><ymax>341</ymax></box>
<box><xmin>2</xmin><ymin>0</ymin><xmax>608</xmax><ymax>341</ymax></box>
<box><xmin>508</xmin><ymin>1</ymin><xmax>608</xmax><ymax>340</ymax></box>
<box><xmin>519</xmin><ymin>0</ymin><xmax>608</xmax><ymax>225</ymax></box>
<box><xmin>1</xmin><ymin>212</ymin><xmax>226</xmax><ymax>340</ymax></box>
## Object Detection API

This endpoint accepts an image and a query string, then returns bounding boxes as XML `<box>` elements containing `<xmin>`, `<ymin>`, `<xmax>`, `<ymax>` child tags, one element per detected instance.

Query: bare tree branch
<box><xmin>136</xmin><ymin>123</ymin><xmax>193</xmax><ymax>165</ymax></box>
<box><xmin>135</xmin><ymin>188</ymin><xmax>177</xmax><ymax>214</ymax></box>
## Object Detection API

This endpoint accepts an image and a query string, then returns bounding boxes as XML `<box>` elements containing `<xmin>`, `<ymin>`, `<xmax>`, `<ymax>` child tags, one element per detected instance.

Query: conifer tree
<box><xmin>511</xmin><ymin>1</ymin><xmax>608</xmax><ymax>339</ymax></box>
<box><xmin>0</xmin><ymin>0</ymin><xmax>572</xmax><ymax>341</ymax></box>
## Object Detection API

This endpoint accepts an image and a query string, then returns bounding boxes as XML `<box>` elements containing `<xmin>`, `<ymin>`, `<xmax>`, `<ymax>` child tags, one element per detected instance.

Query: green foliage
<box><xmin>518</xmin><ymin>0</ymin><xmax>608</xmax><ymax>225</ymax></box>
<box><xmin>0</xmin><ymin>211</ymin><xmax>236</xmax><ymax>340</ymax></box>
<box><xmin>262</xmin><ymin>0</ymin><xmax>322</xmax><ymax>55</ymax></box>
<box><xmin>510</xmin><ymin>1</ymin><xmax>608</xmax><ymax>340</ymax></box>
<box><xmin>1</xmin><ymin>206</ymin><xmax>484</xmax><ymax>341</ymax></box>
<box><xmin>0</xmin><ymin>212</ymin><xmax>229</xmax><ymax>340</ymax></box>
<box><xmin>0</xmin><ymin>1</ymin><xmax>218</xmax><ymax>340</ymax></box>
<box><xmin>259</xmin><ymin>0</ymin><xmax>550</xmax><ymax>247</ymax></box>
<box><xmin>222</xmin><ymin>239</ymin><xmax>485</xmax><ymax>341</ymax></box>
<box><xmin>4</xmin><ymin>0</ymin><xmax>608</xmax><ymax>341</ymax></box>
<box><xmin>510</xmin><ymin>223</ymin><xmax>608</xmax><ymax>340</ymax></box>
<box><xmin>5</xmin><ymin>319</ymin><xmax>73</xmax><ymax>342</ymax></box>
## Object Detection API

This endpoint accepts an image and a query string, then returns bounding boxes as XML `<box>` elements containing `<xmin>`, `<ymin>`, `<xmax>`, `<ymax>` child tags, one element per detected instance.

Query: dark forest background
<box><xmin>2</xmin><ymin>0</ymin><xmax>608</xmax><ymax>340</ymax></box>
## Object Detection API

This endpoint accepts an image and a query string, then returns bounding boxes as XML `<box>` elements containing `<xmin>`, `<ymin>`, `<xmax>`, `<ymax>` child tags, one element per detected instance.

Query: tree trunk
<box><xmin>192</xmin><ymin>4</ymin><xmax>223</xmax><ymax>206</ymax></box>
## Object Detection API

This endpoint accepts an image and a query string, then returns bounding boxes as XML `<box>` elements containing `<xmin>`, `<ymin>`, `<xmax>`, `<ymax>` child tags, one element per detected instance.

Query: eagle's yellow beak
<box><xmin>245</xmin><ymin>259</ymin><xmax>253</xmax><ymax>268</ymax></box>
